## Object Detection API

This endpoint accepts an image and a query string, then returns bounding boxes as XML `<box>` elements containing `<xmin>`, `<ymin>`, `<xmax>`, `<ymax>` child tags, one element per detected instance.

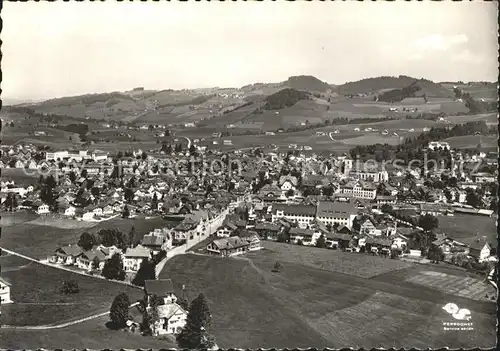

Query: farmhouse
<box><xmin>238</xmin><ymin>230</ymin><xmax>262</xmax><ymax>251</ymax></box>
<box><xmin>123</xmin><ymin>245</ymin><xmax>151</xmax><ymax>272</ymax></box>
<box><xmin>206</xmin><ymin>236</ymin><xmax>250</xmax><ymax>257</ymax></box>
<box><xmin>215</xmin><ymin>220</ymin><xmax>238</xmax><ymax>238</ymax></box>
<box><xmin>50</xmin><ymin>245</ymin><xmax>83</xmax><ymax>265</ymax></box>
<box><xmin>279</xmin><ymin>175</ymin><xmax>298</xmax><ymax>192</ymax></box>
<box><xmin>289</xmin><ymin>227</ymin><xmax>319</xmax><ymax>245</ymax></box>
<box><xmin>325</xmin><ymin>232</ymin><xmax>352</xmax><ymax>249</ymax></box>
<box><xmin>459</xmin><ymin>237</ymin><xmax>495</xmax><ymax>263</ymax></box>
<box><xmin>62</xmin><ymin>205</ymin><xmax>76</xmax><ymax>217</ymax></box>
<box><xmin>143</xmin><ymin>278</ymin><xmax>188</xmax><ymax>336</ymax></box>
<box><xmin>76</xmin><ymin>249</ymin><xmax>107</xmax><ymax>271</ymax></box>
<box><xmin>153</xmin><ymin>303</ymin><xmax>188</xmax><ymax>335</ymax></box>
<box><xmin>254</xmin><ymin>222</ymin><xmax>281</xmax><ymax>240</ymax></box>
<box><xmin>36</xmin><ymin>203</ymin><xmax>50</xmax><ymax>214</ymax></box>
<box><xmin>142</xmin><ymin>233</ymin><xmax>170</xmax><ymax>254</ymax></box>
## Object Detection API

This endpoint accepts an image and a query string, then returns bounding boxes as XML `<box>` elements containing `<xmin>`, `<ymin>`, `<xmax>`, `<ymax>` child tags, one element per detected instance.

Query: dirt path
<box><xmin>1</xmin><ymin>302</ymin><xmax>140</xmax><ymax>330</ymax></box>
<box><xmin>232</xmin><ymin>255</ymin><xmax>278</xmax><ymax>291</ymax></box>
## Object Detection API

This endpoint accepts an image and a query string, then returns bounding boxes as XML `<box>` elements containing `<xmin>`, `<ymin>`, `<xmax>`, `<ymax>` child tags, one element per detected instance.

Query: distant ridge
<box><xmin>334</xmin><ymin>75</ymin><xmax>454</xmax><ymax>98</ymax></box>
<box><xmin>284</xmin><ymin>75</ymin><xmax>331</xmax><ymax>92</ymax></box>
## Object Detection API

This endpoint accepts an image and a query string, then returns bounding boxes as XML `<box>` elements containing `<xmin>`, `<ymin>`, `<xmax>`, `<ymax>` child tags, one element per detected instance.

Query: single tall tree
<box><xmin>176</xmin><ymin>293</ymin><xmax>215</xmax><ymax>349</ymax></box>
<box><xmin>143</xmin><ymin>294</ymin><xmax>162</xmax><ymax>335</ymax></box>
<box><xmin>128</xmin><ymin>226</ymin><xmax>136</xmax><ymax>248</ymax></box>
<box><xmin>315</xmin><ymin>234</ymin><xmax>327</xmax><ymax>249</ymax></box>
<box><xmin>78</xmin><ymin>231</ymin><xmax>97</xmax><ymax>251</ymax></box>
<box><xmin>132</xmin><ymin>258</ymin><xmax>156</xmax><ymax>287</ymax></box>
<box><xmin>102</xmin><ymin>253</ymin><xmax>126</xmax><ymax>281</ymax></box>
<box><xmin>110</xmin><ymin>292</ymin><xmax>130</xmax><ymax>328</ymax></box>
<box><xmin>151</xmin><ymin>193</ymin><xmax>158</xmax><ymax>212</ymax></box>
<box><xmin>122</xmin><ymin>205</ymin><xmax>130</xmax><ymax>218</ymax></box>
<box><xmin>418</xmin><ymin>214</ymin><xmax>439</xmax><ymax>232</ymax></box>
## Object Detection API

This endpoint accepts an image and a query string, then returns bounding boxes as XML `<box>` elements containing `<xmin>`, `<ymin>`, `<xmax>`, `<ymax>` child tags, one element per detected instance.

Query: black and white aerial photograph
<box><xmin>0</xmin><ymin>1</ymin><xmax>498</xmax><ymax>349</ymax></box>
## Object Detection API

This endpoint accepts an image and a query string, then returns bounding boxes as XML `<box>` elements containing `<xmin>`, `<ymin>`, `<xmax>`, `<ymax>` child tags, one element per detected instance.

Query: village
<box><xmin>1</xmin><ymin>136</ymin><xmax>498</xmax><ymax>334</ymax></box>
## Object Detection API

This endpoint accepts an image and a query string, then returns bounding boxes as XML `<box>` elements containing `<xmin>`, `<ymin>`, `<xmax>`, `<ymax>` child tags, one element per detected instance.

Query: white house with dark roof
<box><xmin>76</xmin><ymin>249</ymin><xmax>107</xmax><ymax>271</ymax></box>
<box><xmin>50</xmin><ymin>245</ymin><xmax>83</xmax><ymax>265</ymax></box>
<box><xmin>143</xmin><ymin>279</ymin><xmax>188</xmax><ymax>335</ymax></box>
<box><xmin>207</xmin><ymin>236</ymin><xmax>250</xmax><ymax>257</ymax></box>
<box><xmin>123</xmin><ymin>245</ymin><xmax>151</xmax><ymax>272</ymax></box>
<box><xmin>215</xmin><ymin>220</ymin><xmax>238</xmax><ymax>237</ymax></box>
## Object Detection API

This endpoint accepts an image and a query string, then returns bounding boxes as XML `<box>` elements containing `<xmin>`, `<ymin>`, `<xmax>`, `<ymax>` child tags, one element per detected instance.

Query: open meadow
<box><xmin>438</xmin><ymin>214</ymin><xmax>497</xmax><ymax>242</ymax></box>
<box><xmin>441</xmin><ymin>135</ymin><xmax>497</xmax><ymax>149</ymax></box>
<box><xmin>160</xmin><ymin>249</ymin><xmax>496</xmax><ymax>349</ymax></box>
<box><xmin>0</xmin><ymin>255</ymin><xmax>143</xmax><ymax>326</ymax></box>
<box><xmin>0</xmin><ymin>314</ymin><xmax>176</xmax><ymax>349</ymax></box>
<box><xmin>0</xmin><ymin>212</ymin><xmax>169</xmax><ymax>259</ymax></box>
<box><xmin>257</xmin><ymin>241</ymin><xmax>415</xmax><ymax>278</ymax></box>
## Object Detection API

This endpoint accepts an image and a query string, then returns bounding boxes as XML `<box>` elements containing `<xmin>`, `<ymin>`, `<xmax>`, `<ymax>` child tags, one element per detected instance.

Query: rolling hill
<box><xmin>334</xmin><ymin>75</ymin><xmax>454</xmax><ymax>98</ymax></box>
<box><xmin>283</xmin><ymin>75</ymin><xmax>331</xmax><ymax>92</ymax></box>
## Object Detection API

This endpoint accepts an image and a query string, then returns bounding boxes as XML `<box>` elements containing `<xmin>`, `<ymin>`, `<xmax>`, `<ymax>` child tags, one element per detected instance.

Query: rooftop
<box><xmin>144</xmin><ymin>279</ymin><xmax>174</xmax><ymax>296</ymax></box>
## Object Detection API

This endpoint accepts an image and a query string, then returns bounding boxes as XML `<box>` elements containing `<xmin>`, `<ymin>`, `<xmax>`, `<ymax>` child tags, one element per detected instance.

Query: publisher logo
<box><xmin>442</xmin><ymin>303</ymin><xmax>474</xmax><ymax>331</ymax></box>
<box><xmin>442</xmin><ymin>303</ymin><xmax>472</xmax><ymax>321</ymax></box>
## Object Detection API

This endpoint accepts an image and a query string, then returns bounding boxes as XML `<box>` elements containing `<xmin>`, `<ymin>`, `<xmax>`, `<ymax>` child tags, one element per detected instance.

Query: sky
<box><xmin>2</xmin><ymin>1</ymin><xmax>498</xmax><ymax>101</ymax></box>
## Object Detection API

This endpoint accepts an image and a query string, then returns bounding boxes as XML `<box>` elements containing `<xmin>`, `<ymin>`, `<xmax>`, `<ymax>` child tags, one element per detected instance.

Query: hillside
<box><xmin>335</xmin><ymin>76</ymin><xmax>454</xmax><ymax>98</ymax></box>
<box><xmin>262</xmin><ymin>88</ymin><xmax>310</xmax><ymax>110</ymax></box>
<box><xmin>284</xmin><ymin>75</ymin><xmax>331</xmax><ymax>92</ymax></box>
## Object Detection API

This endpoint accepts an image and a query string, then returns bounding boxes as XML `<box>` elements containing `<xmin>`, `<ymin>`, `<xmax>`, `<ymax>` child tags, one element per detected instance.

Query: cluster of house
<box><xmin>49</xmin><ymin>244</ymin><xmax>150</xmax><ymax>273</ymax></box>
<box><xmin>49</xmin><ymin>206</ymin><xmax>230</xmax><ymax>274</ymax></box>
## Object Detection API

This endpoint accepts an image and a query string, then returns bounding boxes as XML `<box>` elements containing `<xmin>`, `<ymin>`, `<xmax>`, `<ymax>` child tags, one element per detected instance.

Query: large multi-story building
<box><xmin>350</xmin><ymin>169</ymin><xmax>389</xmax><ymax>183</ymax></box>
<box><xmin>271</xmin><ymin>204</ymin><xmax>316</xmax><ymax>227</ymax></box>
<box><xmin>316</xmin><ymin>201</ymin><xmax>357</xmax><ymax>229</ymax></box>
<box><xmin>271</xmin><ymin>201</ymin><xmax>357</xmax><ymax>230</ymax></box>
<box><xmin>340</xmin><ymin>181</ymin><xmax>377</xmax><ymax>200</ymax></box>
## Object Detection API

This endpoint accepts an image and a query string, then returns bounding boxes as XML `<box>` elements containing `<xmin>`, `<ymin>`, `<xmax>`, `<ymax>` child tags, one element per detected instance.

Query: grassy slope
<box><xmin>0</xmin><ymin>213</ymin><xmax>169</xmax><ymax>259</ymax></box>
<box><xmin>438</xmin><ymin>214</ymin><xmax>497</xmax><ymax>242</ymax></box>
<box><xmin>259</xmin><ymin>241</ymin><xmax>415</xmax><ymax>278</ymax></box>
<box><xmin>160</xmin><ymin>250</ymin><xmax>496</xmax><ymax>348</ymax></box>
<box><xmin>0</xmin><ymin>257</ymin><xmax>143</xmax><ymax>326</ymax></box>
<box><xmin>0</xmin><ymin>315</ymin><xmax>175</xmax><ymax>349</ymax></box>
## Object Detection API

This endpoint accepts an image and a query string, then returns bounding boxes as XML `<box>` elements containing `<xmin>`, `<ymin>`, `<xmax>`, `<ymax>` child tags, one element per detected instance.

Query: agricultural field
<box><xmin>0</xmin><ymin>315</ymin><xmax>176</xmax><ymax>349</ymax></box>
<box><xmin>405</xmin><ymin>270</ymin><xmax>495</xmax><ymax>302</ymax></box>
<box><xmin>441</xmin><ymin>135</ymin><xmax>497</xmax><ymax>149</ymax></box>
<box><xmin>257</xmin><ymin>241</ymin><xmax>415</xmax><ymax>278</ymax></box>
<box><xmin>160</xmin><ymin>252</ymin><xmax>496</xmax><ymax>349</ymax></box>
<box><xmin>441</xmin><ymin>83</ymin><xmax>497</xmax><ymax>101</ymax></box>
<box><xmin>0</xmin><ymin>212</ymin><xmax>169</xmax><ymax>260</ymax></box>
<box><xmin>0</xmin><ymin>256</ymin><xmax>143</xmax><ymax>326</ymax></box>
<box><xmin>0</xmin><ymin>168</ymin><xmax>46</xmax><ymax>187</ymax></box>
<box><xmin>445</xmin><ymin>112</ymin><xmax>498</xmax><ymax>126</ymax></box>
<box><xmin>438</xmin><ymin>214</ymin><xmax>497</xmax><ymax>242</ymax></box>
